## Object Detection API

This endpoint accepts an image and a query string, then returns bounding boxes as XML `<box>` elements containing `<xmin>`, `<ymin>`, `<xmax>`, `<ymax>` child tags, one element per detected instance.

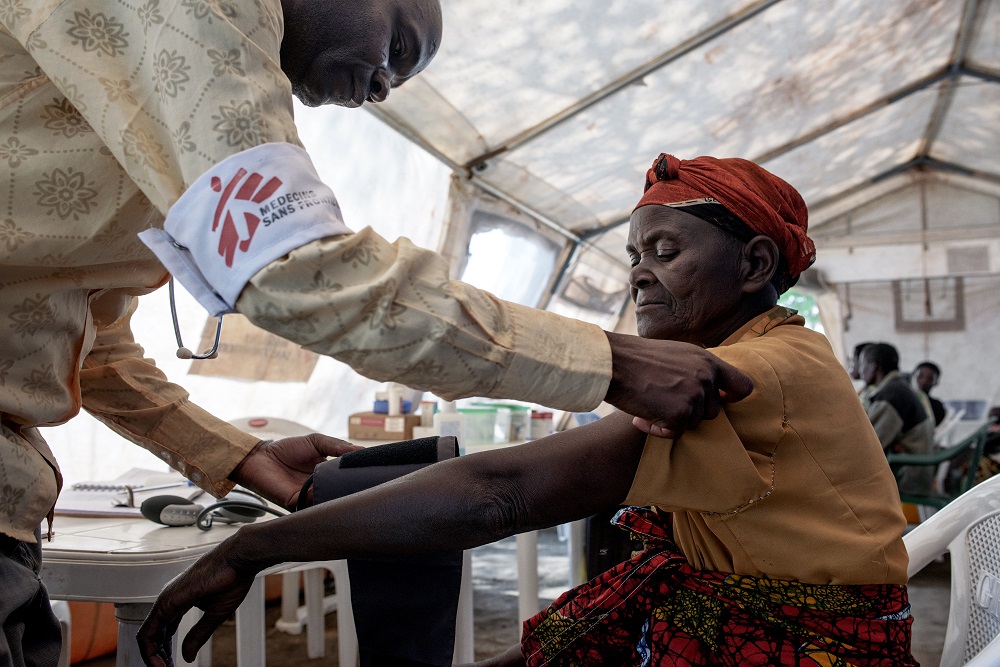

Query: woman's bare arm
<box><xmin>138</xmin><ymin>411</ymin><xmax>647</xmax><ymax>666</ymax></box>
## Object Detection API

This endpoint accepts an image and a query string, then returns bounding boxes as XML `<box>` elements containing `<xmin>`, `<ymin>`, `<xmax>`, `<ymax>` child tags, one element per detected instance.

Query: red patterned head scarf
<box><xmin>634</xmin><ymin>154</ymin><xmax>815</xmax><ymax>280</ymax></box>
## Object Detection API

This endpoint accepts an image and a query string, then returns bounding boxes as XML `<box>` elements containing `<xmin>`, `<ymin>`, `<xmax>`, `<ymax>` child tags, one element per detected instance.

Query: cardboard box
<box><xmin>348</xmin><ymin>412</ymin><xmax>422</xmax><ymax>441</ymax></box>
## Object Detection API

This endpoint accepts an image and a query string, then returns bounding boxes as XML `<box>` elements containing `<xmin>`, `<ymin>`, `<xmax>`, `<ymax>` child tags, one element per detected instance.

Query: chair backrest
<box><xmin>940</xmin><ymin>507</ymin><xmax>1000</xmax><ymax>667</ymax></box>
<box><xmin>905</xmin><ymin>474</ymin><xmax>1000</xmax><ymax>667</ymax></box>
<box><xmin>936</xmin><ymin>407</ymin><xmax>967</xmax><ymax>447</ymax></box>
<box><xmin>935</xmin><ymin>425</ymin><xmax>992</xmax><ymax>500</ymax></box>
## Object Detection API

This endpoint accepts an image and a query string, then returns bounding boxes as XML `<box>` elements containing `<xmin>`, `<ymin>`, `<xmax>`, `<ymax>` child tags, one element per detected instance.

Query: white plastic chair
<box><xmin>905</xmin><ymin>474</ymin><xmax>1000</xmax><ymax>666</ymax></box>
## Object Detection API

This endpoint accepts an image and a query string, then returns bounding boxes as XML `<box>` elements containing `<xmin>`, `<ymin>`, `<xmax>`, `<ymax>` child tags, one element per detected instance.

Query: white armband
<box><xmin>139</xmin><ymin>143</ymin><xmax>351</xmax><ymax>315</ymax></box>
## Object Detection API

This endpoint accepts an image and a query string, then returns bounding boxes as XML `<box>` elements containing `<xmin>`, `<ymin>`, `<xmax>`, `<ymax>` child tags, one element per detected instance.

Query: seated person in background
<box><xmin>139</xmin><ymin>154</ymin><xmax>916</xmax><ymax>667</ymax></box>
<box><xmin>862</xmin><ymin>343</ymin><xmax>934</xmax><ymax>495</ymax></box>
<box><xmin>912</xmin><ymin>361</ymin><xmax>947</xmax><ymax>426</ymax></box>
<box><xmin>849</xmin><ymin>341</ymin><xmax>875</xmax><ymax>406</ymax></box>
<box><xmin>976</xmin><ymin>405</ymin><xmax>1000</xmax><ymax>483</ymax></box>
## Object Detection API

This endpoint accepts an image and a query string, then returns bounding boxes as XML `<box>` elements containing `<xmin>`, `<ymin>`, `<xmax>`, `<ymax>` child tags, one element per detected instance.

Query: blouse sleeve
<box><xmin>624</xmin><ymin>342</ymin><xmax>785</xmax><ymax>514</ymax></box>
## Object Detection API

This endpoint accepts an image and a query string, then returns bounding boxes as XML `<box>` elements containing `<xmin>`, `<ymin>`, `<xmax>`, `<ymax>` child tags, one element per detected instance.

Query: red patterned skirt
<box><xmin>522</xmin><ymin>507</ymin><xmax>916</xmax><ymax>666</ymax></box>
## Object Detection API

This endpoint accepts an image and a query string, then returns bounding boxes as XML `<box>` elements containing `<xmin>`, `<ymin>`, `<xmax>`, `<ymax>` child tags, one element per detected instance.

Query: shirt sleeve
<box><xmin>9</xmin><ymin>1</ymin><xmax>614</xmax><ymax>410</ymax></box>
<box><xmin>6</xmin><ymin>0</ymin><xmax>299</xmax><ymax>215</ymax></box>
<box><xmin>624</xmin><ymin>342</ymin><xmax>784</xmax><ymax>513</ymax></box>
<box><xmin>239</xmin><ymin>229</ymin><xmax>613</xmax><ymax>411</ymax></box>
<box><xmin>79</xmin><ymin>292</ymin><xmax>260</xmax><ymax>497</ymax></box>
<box><xmin>866</xmin><ymin>400</ymin><xmax>904</xmax><ymax>451</ymax></box>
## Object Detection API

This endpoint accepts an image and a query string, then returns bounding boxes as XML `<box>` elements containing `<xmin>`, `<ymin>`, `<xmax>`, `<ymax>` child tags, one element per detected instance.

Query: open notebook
<box><xmin>54</xmin><ymin>467</ymin><xmax>198</xmax><ymax>518</ymax></box>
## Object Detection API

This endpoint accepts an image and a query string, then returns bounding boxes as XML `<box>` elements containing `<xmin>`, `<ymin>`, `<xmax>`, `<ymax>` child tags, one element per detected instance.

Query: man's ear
<box><xmin>740</xmin><ymin>235</ymin><xmax>779</xmax><ymax>294</ymax></box>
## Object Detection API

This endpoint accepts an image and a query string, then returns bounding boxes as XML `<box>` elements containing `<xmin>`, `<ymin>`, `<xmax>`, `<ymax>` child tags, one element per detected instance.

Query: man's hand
<box><xmin>604</xmin><ymin>332</ymin><xmax>754</xmax><ymax>438</ymax></box>
<box><xmin>138</xmin><ymin>537</ymin><xmax>256</xmax><ymax>667</ymax></box>
<box><xmin>229</xmin><ymin>434</ymin><xmax>362</xmax><ymax>510</ymax></box>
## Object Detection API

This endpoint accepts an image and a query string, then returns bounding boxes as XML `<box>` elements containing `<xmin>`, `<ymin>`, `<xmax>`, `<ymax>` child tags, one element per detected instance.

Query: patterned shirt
<box><xmin>0</xmin><ymin>0</ymin><xmax>610</xmax><ymax>542</ymax></box>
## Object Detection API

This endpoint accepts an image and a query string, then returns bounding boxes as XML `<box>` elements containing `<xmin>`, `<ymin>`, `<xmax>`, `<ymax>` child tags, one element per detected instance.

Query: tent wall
<box><xmin>836</xmin><ymin>275</ymin><xmax>1000</xmax><ymax>437</ymax></box>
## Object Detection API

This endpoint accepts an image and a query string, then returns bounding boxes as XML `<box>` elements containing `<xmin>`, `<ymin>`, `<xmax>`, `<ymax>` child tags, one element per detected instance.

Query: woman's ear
<box><xmin>740</xmin><ymin>235</ymin><xmax>779</xmax><ymax>294</ymax></box>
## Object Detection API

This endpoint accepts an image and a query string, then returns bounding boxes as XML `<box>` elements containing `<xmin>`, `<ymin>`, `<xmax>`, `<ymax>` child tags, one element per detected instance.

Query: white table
<box><xmin>40</xmin><ymin>510</ymin><xmax>474</xmax><ymax>667</ymax></box>
<box><xmin>41</xmin><ymin>440</ymin><xmax>583</xmax><ymax>667</ymax></box>
<box><xmin>41</xmin><ymin>514</ymin><xmax>237</xmax><ymax>667</ymax></box>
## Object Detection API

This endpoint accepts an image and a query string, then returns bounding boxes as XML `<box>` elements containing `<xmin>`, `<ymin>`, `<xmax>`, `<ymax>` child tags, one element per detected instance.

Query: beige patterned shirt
<box><xmin>0</xmin><ymin>0</ymin><xmax>610</xmax><ymax>542</ymax></box>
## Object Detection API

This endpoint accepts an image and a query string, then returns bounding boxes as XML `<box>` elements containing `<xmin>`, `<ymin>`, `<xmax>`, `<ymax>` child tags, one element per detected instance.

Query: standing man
<box><xmin>861</xmin><ymin>343</ymin><xmax>934</xmax><ymax>494</ymax></box>
<box><xmin>0</xmin><ymin>2</ymin><xmax>751</xmax><ymax>665</ymax></box>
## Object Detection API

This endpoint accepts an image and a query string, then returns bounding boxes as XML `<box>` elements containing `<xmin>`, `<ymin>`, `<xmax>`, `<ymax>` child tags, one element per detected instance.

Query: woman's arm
<box><xmin>138</xmin><ymin>411</ymin><xmax>647</xmax><ymax>666</ymax></box>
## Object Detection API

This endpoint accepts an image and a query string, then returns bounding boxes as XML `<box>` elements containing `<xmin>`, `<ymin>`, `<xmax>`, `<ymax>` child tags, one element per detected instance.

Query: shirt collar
<box><xmin>716</xmin><ymin>305</ymin><xmax>804</xmax><ymax>348</ymax></box>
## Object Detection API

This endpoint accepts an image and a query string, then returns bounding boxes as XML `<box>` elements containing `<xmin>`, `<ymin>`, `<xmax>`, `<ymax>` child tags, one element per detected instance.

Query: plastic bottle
<box><xmin>387</xmin><ymin>383</ymin><xmax>403</xmax><ymax>416</ymax></box>
<box><xmin>530</xmin><ymin>410</ymin><xmax>554</xmax><ymax>440</ymax></box>
<box><xmin>434</xmin><ymin>401</ymin><xmax>466</xmax><ymax>452</ymax></box>
<box><xmin>420</xmin><ymin>400</ymin><xmax>437</xmax><ymax>427</ymax></box>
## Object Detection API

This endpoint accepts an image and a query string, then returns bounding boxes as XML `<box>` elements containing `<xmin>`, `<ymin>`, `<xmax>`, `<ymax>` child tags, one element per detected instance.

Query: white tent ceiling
<box><xmin>369</xmin><ymin>0</ymin><xmax>1000</xmax><ymax>275</ymax></box>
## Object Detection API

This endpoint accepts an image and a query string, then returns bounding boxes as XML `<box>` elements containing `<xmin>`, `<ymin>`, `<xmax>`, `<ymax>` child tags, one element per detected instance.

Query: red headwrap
<box><xmin>634</xmin><ymin>154</ymin><xmax>815</xmax><ymax>278</ymax></box>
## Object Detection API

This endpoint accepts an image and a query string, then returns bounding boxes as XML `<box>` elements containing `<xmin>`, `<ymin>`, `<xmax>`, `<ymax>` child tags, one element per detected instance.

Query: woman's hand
<box><xmin>137</xmin><ymin>534</ymin><xmax>258</xmax><ymax>667</ymax></box>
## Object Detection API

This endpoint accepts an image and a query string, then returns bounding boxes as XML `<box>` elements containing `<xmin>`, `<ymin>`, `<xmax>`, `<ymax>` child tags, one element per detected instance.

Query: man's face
<box><xmin>914</xmin><ymin>366</ymin><xmax>938</xmax><ymax>393</ymax></box>
<box><xmin>860</xmin><ymin>352</ymin><xmax>878</xmax><ymax>387</ymax></box>
<box><xmin>280</xmin><ymin>0</ymin><xmax>443</xmax><ymax>107</ymax></box>
<box><xmin>849</xmin><ymin>350</ymin><xmax>864</xmax><ymax>380</ymax></box>
<box><xmin>626</xmin><ymin>205</ymin><xmax>746</xmax><ymax>346</ymax></box>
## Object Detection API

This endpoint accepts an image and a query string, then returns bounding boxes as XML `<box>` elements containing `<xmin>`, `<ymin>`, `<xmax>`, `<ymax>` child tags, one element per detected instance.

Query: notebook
<box><xmin>54</xmin><ymin>467</ymin><xmax>193</xmax><ymax>518</ymax></box>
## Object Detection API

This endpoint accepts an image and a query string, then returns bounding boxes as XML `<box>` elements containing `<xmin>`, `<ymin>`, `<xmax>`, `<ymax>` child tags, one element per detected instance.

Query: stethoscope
<box><xmin>168</xmin><ymin>277</ymin><xmax>223</xmax><ymax>360</ymax></box>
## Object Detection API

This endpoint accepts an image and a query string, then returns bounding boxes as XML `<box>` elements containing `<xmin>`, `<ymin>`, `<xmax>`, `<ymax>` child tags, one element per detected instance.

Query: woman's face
<box><xmin>626</xmin><ymin>205</ymin><xmax>747</xmax><ymax>347</ymax></box>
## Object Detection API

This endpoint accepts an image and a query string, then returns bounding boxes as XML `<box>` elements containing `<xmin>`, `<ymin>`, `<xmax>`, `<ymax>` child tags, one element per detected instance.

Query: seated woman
<box><xmin>138</xmin><ymin>154</ymin><xmax>916</xmax><ymax>666</ymax></box>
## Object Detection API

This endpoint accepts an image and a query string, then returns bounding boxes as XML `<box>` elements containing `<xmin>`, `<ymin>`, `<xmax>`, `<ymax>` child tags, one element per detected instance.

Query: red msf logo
<box><xmin>211</xmin><ymin>169</ymin><xmax>282</xmax><ymax>267</ymax></box>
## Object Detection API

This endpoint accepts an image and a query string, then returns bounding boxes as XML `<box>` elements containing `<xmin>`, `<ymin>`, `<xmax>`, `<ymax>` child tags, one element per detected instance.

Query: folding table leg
<box><xmin>114</xmin><ymin>603</ymin><xmax>152</xmax><ymax>667</ymax></box>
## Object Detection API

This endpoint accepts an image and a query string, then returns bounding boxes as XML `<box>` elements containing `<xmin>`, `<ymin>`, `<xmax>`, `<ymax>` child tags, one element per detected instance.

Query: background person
<box><xmin>0</xmin><ymin>2</ymin><xmax>751</xmax><ymax>666</ymax></box>
<box><xmin>861</xmin><ymin>343</ymin><xmax>935</xmax><ymax>495</ymax></box>
<box><xmin>848</xmin><ymin>341</ymin><xmax>875</xmax><ymax>407</ymax></box>
<box><xmin>139</xmin><ymin>154</ymin><xmax>915</xmax><ymax>667</ymax></box>
<box><xmin>913</xmin><ymin>361</ymin><xmax>946</xmax><ymax>426</ymax></box>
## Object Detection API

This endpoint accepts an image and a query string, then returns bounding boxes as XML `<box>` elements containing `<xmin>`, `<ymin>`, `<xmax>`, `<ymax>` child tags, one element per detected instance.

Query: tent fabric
<box><xmin>47</xmin><ymin>1</ymin><xmax>1000</xmax><ymax>485</ymax></box>
<box><xmin>371</xmin><ymin>0</ymin><xmax>999</xmax><ymax>255</ymax></box>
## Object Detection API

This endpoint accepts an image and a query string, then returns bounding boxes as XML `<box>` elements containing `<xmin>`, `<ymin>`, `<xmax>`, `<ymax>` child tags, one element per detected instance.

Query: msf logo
<box><xmin>211</xmin><ymin>168</ymin><xmax>282</xmax><ymax>267</ymax></box>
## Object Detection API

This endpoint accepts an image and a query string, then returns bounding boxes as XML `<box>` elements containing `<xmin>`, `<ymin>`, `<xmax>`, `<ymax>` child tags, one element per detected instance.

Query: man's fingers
<box><xmin>632</xmin><ymin>416</ymin><xmax>677</xmax><ymax>439</ymax></box>
<box><xmin>308</xmin><ymin>434</ymin><xmax>364</xmax><ymax>457</ymax></box>
<box><xmin>716</xmin><ymin>361</ymin><xmax>754</xmax><ymax>402</ymax></box>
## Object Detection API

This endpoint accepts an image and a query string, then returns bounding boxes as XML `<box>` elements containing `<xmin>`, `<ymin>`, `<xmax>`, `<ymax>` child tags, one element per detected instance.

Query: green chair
<box><xmin>886</xmin><ymin>423</ymin><xmax>992</xmax><ymax>510</ymax></box>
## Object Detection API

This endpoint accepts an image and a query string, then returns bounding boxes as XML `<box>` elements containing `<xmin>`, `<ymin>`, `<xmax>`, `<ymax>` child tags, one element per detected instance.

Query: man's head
<box><xmin>627</xmin><ymin>154</ymin><xmax>812</xmax><ymax>347</ymax></box>
<box><xmin>860</xmin><ymin>342</ymin><xmax>899</xmax><ymax>387</ymax></box>
<box><xmin>849</xmin><ymin>342</ymin><xmax>873</xmax><ymax>380</ymax></box>
<box><xmin>280</xmin><ymin>0</ymin><xmax>443</xmax><ymax>107</ymax></box>
<box><xmin>913</xmin><ymin>361</ymin><xmax>941</xmax><ymax>394</ymax></box>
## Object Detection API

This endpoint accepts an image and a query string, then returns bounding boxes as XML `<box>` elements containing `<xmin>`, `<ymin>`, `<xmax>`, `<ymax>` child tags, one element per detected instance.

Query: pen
<box><xmin>127</xmin><ymin>482</ymin><xmax>190</xmax><ymax>494</ymax></box>
<box><xmin>117</xmin><ymin>482</ymin><xmax>191</xmax><ymax>508</ymax></box>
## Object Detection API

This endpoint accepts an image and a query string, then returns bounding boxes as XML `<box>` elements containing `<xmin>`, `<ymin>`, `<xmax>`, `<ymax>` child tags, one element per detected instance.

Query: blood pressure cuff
<box><xmin>301</xmin><ymin>436</ymin><xmax>461</xmax><ymax>667</ymax></box>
